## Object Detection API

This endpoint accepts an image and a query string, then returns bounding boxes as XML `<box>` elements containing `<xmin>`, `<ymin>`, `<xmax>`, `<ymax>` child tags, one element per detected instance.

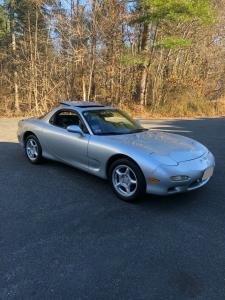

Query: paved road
<box><xmin>0</xmin><ymin>118</ymin><xmax>225</xmax><ymax>299</ymax></box>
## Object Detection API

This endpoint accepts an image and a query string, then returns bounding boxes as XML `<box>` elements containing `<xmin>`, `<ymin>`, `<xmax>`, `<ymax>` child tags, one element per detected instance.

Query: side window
<box><xmin>50</xmin><ymin>110</ymin><xmax>89</xmax><ymax>134</ymax></box>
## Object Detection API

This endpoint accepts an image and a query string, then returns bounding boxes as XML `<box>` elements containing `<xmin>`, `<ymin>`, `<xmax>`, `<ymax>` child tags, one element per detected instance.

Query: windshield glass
<box><xmin>83</xmin><ymin>109</ymin><xmax>147</xmax><ymax>135</ymax></box>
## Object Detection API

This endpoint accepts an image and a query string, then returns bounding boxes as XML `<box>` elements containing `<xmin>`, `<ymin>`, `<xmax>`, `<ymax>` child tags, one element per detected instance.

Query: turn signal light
<box><xmin>149</xmin><ymin>178</ymin><xmax>161</xmax><ymax>183</ymax></box>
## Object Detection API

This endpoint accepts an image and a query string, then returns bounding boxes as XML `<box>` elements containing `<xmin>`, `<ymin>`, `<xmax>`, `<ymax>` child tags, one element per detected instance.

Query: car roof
<box><xmin>60</xmin><ymin>101</ymin><xmax>106</xmax><ymax>108</ymax></box>
<box><xmin>57</xmin><ymin>101</ymin><xmax>115</xmax><ymax>113</ymax></box>
<box><xmin>41</xmin><ymin>101</ymin><xmax>115</xmax><ymax>123</ymax></box>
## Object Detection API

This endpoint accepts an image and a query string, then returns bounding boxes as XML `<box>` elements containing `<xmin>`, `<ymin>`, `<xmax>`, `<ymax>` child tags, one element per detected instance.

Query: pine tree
<box><xmin>132</xmin><ymin>0</ymin><xmax>215</xmax><ymax>104</ymax></box>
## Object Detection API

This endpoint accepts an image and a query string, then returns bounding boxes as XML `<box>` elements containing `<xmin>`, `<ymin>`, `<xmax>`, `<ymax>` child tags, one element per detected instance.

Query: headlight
<box><xmin>171</xmin><ymin>175</ymin><xmax>190</xmax><ymax>182</ymax></box>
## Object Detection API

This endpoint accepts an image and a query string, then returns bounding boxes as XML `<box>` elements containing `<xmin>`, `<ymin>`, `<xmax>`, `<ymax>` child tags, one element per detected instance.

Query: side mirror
<box><xmin>67</xmin><ymin>125</ymin><xmax>84</xmax><ymax>136</ymax></box>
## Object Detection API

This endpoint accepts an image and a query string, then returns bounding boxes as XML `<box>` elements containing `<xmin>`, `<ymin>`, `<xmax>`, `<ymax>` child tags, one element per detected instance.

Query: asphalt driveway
<box><xmin>0</xmin><ymin>118</ymin><xmax>225</xmax><ymax>299</ymax></box>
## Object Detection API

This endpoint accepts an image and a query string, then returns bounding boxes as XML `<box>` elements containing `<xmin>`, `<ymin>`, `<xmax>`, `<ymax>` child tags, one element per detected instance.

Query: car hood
<box><xmin>108</xmin><ymin>130</ymin><xmax>208</xmax><ymax>163</ymax></box>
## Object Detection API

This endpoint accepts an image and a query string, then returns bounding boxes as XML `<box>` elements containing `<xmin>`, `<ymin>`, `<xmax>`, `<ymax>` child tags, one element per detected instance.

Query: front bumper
<box><xmin>146</xmin><ymin>151</ymin><xmax>215</xmax><ymax>195</ymax></box>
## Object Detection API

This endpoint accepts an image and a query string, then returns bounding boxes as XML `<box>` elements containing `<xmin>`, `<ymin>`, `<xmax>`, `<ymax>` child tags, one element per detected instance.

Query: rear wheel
<box><xmin>25</xmin><ymin>135</ymin><xmax>43</xmax><ymax>164</ymax></box>
<box><xmin>109</xmin><ymin>158</ymin><xmax>146</xmax><ymax>202</ymax></box>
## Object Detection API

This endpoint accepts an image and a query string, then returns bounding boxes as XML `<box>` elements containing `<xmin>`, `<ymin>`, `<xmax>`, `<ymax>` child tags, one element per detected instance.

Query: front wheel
<box><xmin>109</xmin><ymin>158</ymin><xmax>146</xmax><ymax>202</ymax></box>
<box><xmin>25</xmin><ymin>135</ymin><xmax>43</xmax><ymax>164</ymax></box>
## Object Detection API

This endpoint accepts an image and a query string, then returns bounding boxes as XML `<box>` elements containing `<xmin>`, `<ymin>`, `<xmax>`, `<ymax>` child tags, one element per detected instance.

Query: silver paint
<box><xmin>17</xmin><ymin>102</ymin><xmax>215</xmax><ymax>195</ymax></box>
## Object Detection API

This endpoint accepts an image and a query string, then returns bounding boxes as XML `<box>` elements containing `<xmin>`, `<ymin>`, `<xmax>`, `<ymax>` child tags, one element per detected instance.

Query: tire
<box><xmin>25</xmin><ymin>134</ymin><xmax>43</xmax><ymax>164</ymax></box>
<box><xmin>109</xmin><ymin>158</ymin><xmax>146</xmax><ymax>202</ymax></box>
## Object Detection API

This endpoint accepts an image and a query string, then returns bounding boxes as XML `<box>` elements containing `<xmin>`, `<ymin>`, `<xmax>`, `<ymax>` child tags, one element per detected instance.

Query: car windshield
<box><xmin>82</xmin><ymin>109</ymin><xmax>147</xmax><ymax>135</ymax></box>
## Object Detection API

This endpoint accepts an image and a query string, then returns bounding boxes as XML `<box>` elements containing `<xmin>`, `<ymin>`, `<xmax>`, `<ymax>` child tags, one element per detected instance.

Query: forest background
<box><xmin>1</xmin><ymin>0</ymin><xmax>225</xmax><ymax>118</ymax></box>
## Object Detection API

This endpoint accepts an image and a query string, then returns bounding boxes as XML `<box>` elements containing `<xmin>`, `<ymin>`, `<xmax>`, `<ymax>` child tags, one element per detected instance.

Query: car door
<box><xmin>44</xmin><ymin>109</ymin><xmax>90</xmax><ymax>171</ymax></box>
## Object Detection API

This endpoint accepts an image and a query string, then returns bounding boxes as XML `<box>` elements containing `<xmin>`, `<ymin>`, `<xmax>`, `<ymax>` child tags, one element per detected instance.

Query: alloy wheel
<box><xmin>26</xmin><ymin>138</ymin><xmax>39</xmax><ymax>161</ymax></box>
<box><xmin>112</xmin><ymin>165</ymin><xmax>138</xmax><ymax>197</ymax></box>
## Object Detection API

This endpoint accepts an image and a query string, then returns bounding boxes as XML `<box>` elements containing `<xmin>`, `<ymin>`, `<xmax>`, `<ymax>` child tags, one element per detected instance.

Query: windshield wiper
<box><xmin>129</xmin><ymin>128</ymin><xmax>148</xmax><ymax>134</ymax></box>
<box><xmin>96</xmin><ymin>132</ymin><xmax>125</xmax><ymax>135</ymax></box>
<box><xmin>95</xmin><ymin>128</ymin><xmax>148</xmax><ymax>135</ymax></box>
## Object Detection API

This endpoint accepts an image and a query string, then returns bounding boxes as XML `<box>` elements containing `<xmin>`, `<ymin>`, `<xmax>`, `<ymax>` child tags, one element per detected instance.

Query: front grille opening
<box><xmin>189</xmin><ymin>178</ymin><xmax>202</xmax><ymax>188</ymax></box>
<box><xmin>167</xmin><ymin>177</ymin><xmax>203</xmax><ymax>193</ymax></box>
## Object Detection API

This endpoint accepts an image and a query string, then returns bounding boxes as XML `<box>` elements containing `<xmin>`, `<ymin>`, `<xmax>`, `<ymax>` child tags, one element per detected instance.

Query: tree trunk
<box><xmin>87</xmin><ymin>0</ymin><xmax>97</xmax><ymax>101</ymax></box>
<box><xmin>139</xmin><ymin>23</ymin><xmax>158</xmax><ymax>106</ymax></box>
<box><xmin>34</xmin><ymin>9</ymin><xmax>39</xmax><ymax>112</ymax></box>
<box><xmin>9</xmin><ymin>0</ymin><xmax>20</xmax><ymax>112</ymax></box>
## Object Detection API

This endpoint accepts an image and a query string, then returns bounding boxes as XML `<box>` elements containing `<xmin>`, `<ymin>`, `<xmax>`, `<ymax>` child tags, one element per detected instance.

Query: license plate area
<box><xmin>202</xmin><ymin>167</ymin><xmax>214</xmax><ymax>181</ymax></box>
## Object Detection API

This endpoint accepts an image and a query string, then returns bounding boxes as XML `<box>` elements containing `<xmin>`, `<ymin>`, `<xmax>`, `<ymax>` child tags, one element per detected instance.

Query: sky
<box><xmin>60</xmin><ymin>0</ymin><xmax>90</xmax><ymax>10</ymax></box>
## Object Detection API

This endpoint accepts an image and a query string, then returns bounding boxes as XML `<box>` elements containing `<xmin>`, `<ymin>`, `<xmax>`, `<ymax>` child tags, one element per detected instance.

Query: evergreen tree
<box><xmin>132</xmin><ymin>0</ymin><xmax>215</xmax><ymax>104</ymax></box>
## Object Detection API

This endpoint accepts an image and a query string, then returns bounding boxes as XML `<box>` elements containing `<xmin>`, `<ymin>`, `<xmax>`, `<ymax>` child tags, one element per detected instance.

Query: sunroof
<box><xmin>75</xmin><ymin>105</ymin><xmax>105</xmax><ymax>108</ymax></box>
<box><xmin>60</xmin><ymin>101</ymin><xmax>105</xmax><ymax>108</ymax></box>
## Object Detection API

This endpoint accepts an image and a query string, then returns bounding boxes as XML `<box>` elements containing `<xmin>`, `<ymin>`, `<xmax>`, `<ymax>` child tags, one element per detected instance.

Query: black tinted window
<box><xmin>51</xmin><ymin>110</ymin><xmax>89</xmax><ymax>133</ymax></box>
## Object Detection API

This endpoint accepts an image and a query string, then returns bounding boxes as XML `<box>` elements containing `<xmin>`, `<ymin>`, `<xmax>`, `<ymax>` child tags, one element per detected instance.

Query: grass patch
<box><xmin>119</xmin><ymin>98</ymin><xmax>225</xmax><ymax>119</ymax></box>
<box><xmin>1</xmin><ymin>98</ymin><xmax>225</xmax><ymax>119</ymax></box>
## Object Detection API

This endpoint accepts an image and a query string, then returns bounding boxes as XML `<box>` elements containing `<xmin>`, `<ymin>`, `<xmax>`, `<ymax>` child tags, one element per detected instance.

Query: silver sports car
<box><xmin>18</xmin><ymin>101</ymin><xmax>215</xmax><ymax>202</ymax></box>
